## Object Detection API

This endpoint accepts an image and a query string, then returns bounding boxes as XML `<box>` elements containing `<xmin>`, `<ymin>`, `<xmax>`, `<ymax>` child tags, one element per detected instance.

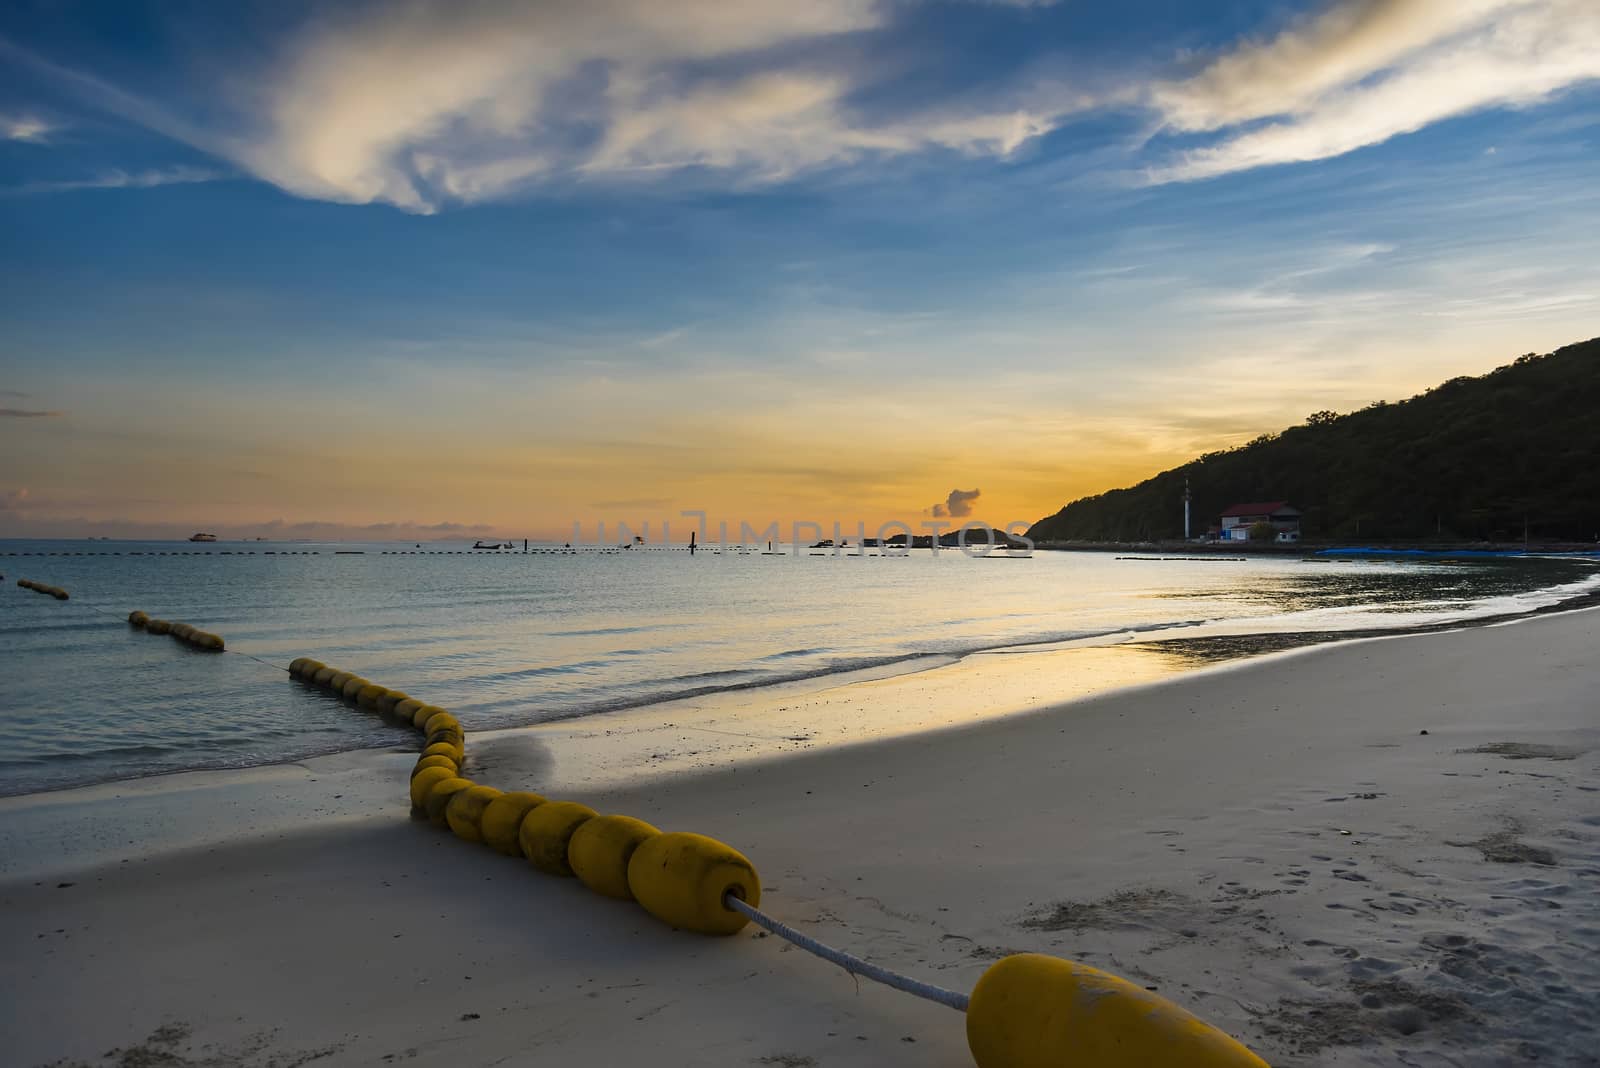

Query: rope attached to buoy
<box><xmin>723</xmin><ymin>892</ymin><xmax>971</xmax><ymax>1012</ymax></box>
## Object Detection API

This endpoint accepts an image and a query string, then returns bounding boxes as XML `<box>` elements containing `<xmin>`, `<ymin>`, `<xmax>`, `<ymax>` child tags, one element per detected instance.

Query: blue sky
<box><xmin>2</xmin><ymin>0</ymin><xmax>1598</xmax><ymax>539</ymax></box>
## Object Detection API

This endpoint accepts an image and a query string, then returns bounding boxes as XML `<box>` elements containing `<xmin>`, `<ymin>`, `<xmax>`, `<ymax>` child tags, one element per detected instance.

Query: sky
<box><xmin>2</xmin><ymin>0</ymin><xmax>1598</xmax><ymax>541</ymax></box>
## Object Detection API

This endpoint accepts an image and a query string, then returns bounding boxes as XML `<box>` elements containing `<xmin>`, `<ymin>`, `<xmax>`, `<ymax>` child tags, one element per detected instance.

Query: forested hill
<box><xmin>1026</xmin><ymin>337</ymin><xmax>1600</xmax><ymax>543</ymax></box>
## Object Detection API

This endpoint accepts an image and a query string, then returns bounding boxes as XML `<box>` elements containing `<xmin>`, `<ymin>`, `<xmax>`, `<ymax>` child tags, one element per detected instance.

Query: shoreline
<box><xmin>2</xmin><ymin>604</ymin><xmax>1596</xmax><ymax>1065</ymax></box>
<box><xmin>6</xmin><ymin>569</ymin><xmax>1598</xmax><ymax>807</ymax></box>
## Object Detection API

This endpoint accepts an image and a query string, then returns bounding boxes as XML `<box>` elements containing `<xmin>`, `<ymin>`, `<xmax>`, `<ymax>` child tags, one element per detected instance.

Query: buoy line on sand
<box><xmin>284</xmin><ymin>654</ymin><xmax>1269</xmax><ymax>1068</ymax></box>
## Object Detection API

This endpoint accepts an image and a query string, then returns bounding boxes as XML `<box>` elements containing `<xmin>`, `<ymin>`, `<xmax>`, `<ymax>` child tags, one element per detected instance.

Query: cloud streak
<box><xmin>0</xmin><ymin>407</ymin><xmax>64</xmax><ymax>418</ymax></box>
<box><xmin>1</xmin><ymin>166</ymin><xmax>222</xmax><ymax>196</ymax></box>
<box><xmin>1146</xmin><ymin>0</ymin><xmax>1600</xmax><ymax>182</ymax></box>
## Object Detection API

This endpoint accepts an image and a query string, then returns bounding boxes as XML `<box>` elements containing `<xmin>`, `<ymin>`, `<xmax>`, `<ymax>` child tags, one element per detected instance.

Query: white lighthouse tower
<box><xmin>1183</xmin><ymin>478</ymin><xmax>1192</xmax><ymax>541</ymax></box>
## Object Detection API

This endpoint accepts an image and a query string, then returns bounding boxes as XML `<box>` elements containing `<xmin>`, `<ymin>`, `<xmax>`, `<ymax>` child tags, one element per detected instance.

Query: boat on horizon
<box><xmin>189</xmin><ymin>532</ymin><xmax>218</xmax><ymax>543</ymax></box>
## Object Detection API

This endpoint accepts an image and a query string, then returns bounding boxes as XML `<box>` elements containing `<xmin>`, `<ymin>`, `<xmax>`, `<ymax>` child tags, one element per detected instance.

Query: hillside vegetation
<box><xmin>1027</xmin><ymin>337</ymin><xmax>1600</xmax><ymax>543</ymax></box>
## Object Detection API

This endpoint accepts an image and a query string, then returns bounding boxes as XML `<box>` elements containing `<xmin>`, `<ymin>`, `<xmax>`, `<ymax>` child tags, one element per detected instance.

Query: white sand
<box><xmin>2</xmin><ymin>610</ymin><xmax>1597</xmax><ymax>1067</ymax></box>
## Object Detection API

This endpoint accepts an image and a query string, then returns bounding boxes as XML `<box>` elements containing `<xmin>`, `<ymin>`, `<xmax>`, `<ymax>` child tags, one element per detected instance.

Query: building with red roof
<box><xmin>1219</xmin><ymin>501</ymin><xmax>1302</xmax><ymax>542</ymax></box>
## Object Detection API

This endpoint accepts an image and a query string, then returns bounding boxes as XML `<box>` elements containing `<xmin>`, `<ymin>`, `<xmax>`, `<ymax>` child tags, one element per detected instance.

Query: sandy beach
<box><xmin>3</xmin><ymin>609</ymin><xmax>1597</xmax><ymax>1067</ymax></box>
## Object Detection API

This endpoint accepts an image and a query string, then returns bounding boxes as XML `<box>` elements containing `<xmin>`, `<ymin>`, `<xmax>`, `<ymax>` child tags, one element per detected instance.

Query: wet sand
<box><xmin>2</xmin><ymin>609</ymin><xmax>1597</xmax><ymax>1066</ymax></box>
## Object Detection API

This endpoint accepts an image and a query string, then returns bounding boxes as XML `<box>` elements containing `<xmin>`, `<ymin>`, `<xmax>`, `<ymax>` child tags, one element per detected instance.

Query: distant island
<box><xmin>1027</xmin><ymin>336</ymin><xmax>1600</xmax><ymax>545</ymax></box>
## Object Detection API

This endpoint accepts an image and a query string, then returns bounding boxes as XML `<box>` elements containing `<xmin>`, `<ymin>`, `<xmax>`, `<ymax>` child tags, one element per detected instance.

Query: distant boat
<box><xmin>472</xmin><ymin>540</ymin><xmax>512</xmax><ymax>550</ymax></box>
<box><xmin>189</xmin><ymin>532</ymin><xmax>218</xmax><ymax>543</ymax></box>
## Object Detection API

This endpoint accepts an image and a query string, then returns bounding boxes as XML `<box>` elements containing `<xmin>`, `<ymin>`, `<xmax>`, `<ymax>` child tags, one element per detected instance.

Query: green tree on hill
<box><xmin>1026</xmin><ymin>337</ymin><xmax>1600</xmax><ymax>543</ymax></box>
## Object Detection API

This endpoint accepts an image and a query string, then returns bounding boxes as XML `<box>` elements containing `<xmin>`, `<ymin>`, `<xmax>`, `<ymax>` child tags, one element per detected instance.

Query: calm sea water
<box><xmin>3</xmin><ymin>539</ymin><xmax>1596</xmax><ymax>796</ymax></box>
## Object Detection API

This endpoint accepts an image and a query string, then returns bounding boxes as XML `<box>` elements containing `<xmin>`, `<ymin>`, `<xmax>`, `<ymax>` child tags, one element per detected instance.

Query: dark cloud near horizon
<box><xmin>931</xmin><ymin>487</ymin><xmax>981</xmax><ymax>518</ymax></box>
<box><xmin>0</xmin><ymin>407</ymin><xmax>63</xmax><ymax>418</ymax></box>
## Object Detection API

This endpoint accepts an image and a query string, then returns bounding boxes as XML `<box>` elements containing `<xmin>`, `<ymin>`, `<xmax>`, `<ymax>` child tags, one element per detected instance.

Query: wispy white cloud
<box><xmin>6</xmin><ymin>1</ymin><xmax>1078</xmax><ymax>212</ymax></box>
<box><xmin>1</xmin><ymin>165</ymin><xmax>222</xmax><ymax>196</ymax></box>
<box><xmin>1147</xmin><ymin>0</ymin><xmax>1600</xmax><ymax>182</ymax></box>
<box><xmin>3</xmin><ymin>113</ymin><xmax>55</xmax><ymax>142</ymax></box>
<box><xmin>5</xmin><ymin>0</ymin><xmax>1597</xmax><ymax>205</ymax></box>
<box><xmin>237</xmin><ymin>0</ymin><xmax>1082</xmax><ymax>210</ymax></box>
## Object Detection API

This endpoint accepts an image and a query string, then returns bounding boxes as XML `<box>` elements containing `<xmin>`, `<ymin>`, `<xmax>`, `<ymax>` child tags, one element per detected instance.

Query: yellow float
<box><xmin>518</xmin><ymin>801</ymin><xmax>596</xmax><ymax>876</ymax></box>
<box><xmin>569</xmin><ymin>815</ymin><xmax>661</xmax><ymax>900</ymax></box>
<box><xmin>479</xmin><ymin>792</ymin><xmax>546</xmax><ymax>856</ymax></box>
<box><xmin>409</xmin><ymin>766</ymin><xmax>456</xmax><ymax>810</ymax></box>
<box><xmin>421</xmin><ymin>740</ymin><xmax>464</xmax><ymax>764</ymax></box>
<box><xmin>627</xmin><ymin>832</ymin><xmax>759</xmax><ymax>936</ymax></box>
<box><xmin>423</xmin><ymin>776</ymin><xmax>475</xmax><ymax>826</ymax></box>
<box><xmin>965</xmin><ymin>954</ymin><xmax>1269</xmax><ymax>1068</ymax></box>
<box><xmin>426</xmin><ymin>727</ymin><xmax>465</xmax><ymax>750</ymax></box>
<box><xmin>422</xmin><ymin>711</ymin><xmax>459</xmax><ymax>736</ymax></box>
<box><xmin>445</xmin><ymin>785</ymin><xmax>504</xmax><ymax>844</ymax></box>
<box><xmin>412</xmin><ymin>754</ymin><xmax>458</xmax><ymax>778</ymax></box>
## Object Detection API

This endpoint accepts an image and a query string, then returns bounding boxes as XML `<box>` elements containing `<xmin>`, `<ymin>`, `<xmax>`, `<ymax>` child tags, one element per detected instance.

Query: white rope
<box><xmin>724</xmin><ymin>893</ymin><xmax>971</xmax><ymax>1012</ymax></box>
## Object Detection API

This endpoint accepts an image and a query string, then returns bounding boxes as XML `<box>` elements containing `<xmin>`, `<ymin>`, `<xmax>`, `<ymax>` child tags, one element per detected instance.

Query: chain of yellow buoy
<box><xmin>17</xmin><ymin>578</ymin><xmax>69</xmax><ymax>600</ymax></box>
<box><xmin>127</xmin><ymin>610</ymin><xmax>224</xmax><ymax>651</ymax></box>
<box><xmin>282</xmin><ymin>654</ymin><xmax>1268</xmax><ymax>1068</ymax></box>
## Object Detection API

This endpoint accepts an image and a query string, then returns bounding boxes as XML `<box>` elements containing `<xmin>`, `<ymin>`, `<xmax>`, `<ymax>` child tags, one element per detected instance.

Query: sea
<box><xmin>3</xmin><ymin>539</ymin><xmax>1597</xmax><ymax>797</ymax></box>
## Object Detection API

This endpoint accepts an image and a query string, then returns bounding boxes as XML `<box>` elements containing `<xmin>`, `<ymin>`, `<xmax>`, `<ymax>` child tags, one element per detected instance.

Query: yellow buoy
<box><xmin>411</xmin><ymin>703</ymin><xmax>444</xmax><ymax>730</ymax></box>
<box><xmin>424</xmin><ymin>777</ymin><xmax>475</xmax><ymax>826</ymax></box>
<box><xmin>518</xmin><ymin>801</ymin><xmax>596</xmax><ymax>876</ymax></box>
<box><xmin>394</xmin><ymin>698</ymin><xmax>426</xmax><ymax>723</ymax></box>
<box><xmin>356</xmin><ymin>683</ymin><xmax>389</xmax><ymax>710</ymax></box>
<box><xmin>965</xmin><ymin>954</ymin><xmax>1269</xmax><ymax>1068</ymax></box>
<box><xmin>409</xmin><ymin>766</ymin><xmax>456</xmax><ymax>809</ymax></box>
<box><xmin>312</xmin><ymin>666</ymin><xmax>339</xmax><ymax>686</ymax></box>
<box><xmin>194</xmin><ymin>632</ymin><xmax>224</xmax><ymax>651</ymax></box>
<box><xmin>289</xmin><ymin>657</ymin><xmax>310</xmax><ymax>676</ymax></box>
<box><xmin>421</xmin><ymin>741</ymin><xmax>464</xmax><ymax>764</ymax></box>
<box><xmin>340</xmin><ymin>676</ymin><xmax>370</xmax><ymax>701</ymax></box>
<box><xmin>422</xmin><ymin>711</ymin><xmax>460</xmax><ymax>736</ymax></box>
<box><xmin>569</xmin><ymin>815</ymin><xmax>661</xmax><ymax>900</ymax></box>
<box><xmin>377</xmin><ymin>690</ymin><xmax>410</xmax><ymax>717</ymax></box>
<box><xmin>445</xmin><ymin>785</ymin><xmax>504</xmax><ymax>844</ymax></box>
<box><xmin>412</xmin><ymin>754</ymin><xmax>458</xmax><ymax>778</ymax></box>
<box><xmin>146</xmin><ymin>619</ymin><xmax>172</xmax><ymax>635</ymax></box>
<box><xmin>171</xmin><ymin>623</ymin><xmax>194</xmax><ymax>640</ymax></box>
<box><xmin>52</xmin><ymin>587</ymin><xmax>69</xmax><ymax>600</ymax></box>
<box><xmin>426</xmin><ymin>726</ymin><xmax>464</xmax><ymax>748</ymax></box>
<box><xmin>326</xmin><ymin>670</ymin><xmax>354</xmax><ymax>692</ymax></box>
<box><xmin>480</xmin><ymin>792</ymin><xmax>546</xmax><ymax>857</ymax></box>
<box><xmin>129</xmin><ymin>611</ymin><xmax>150</xmax><ymax>627</ymax></box>
<box><xmin>627</xmin><ymin>832</ymin><xmax>759</xmax><ymax>936</ymax></box>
